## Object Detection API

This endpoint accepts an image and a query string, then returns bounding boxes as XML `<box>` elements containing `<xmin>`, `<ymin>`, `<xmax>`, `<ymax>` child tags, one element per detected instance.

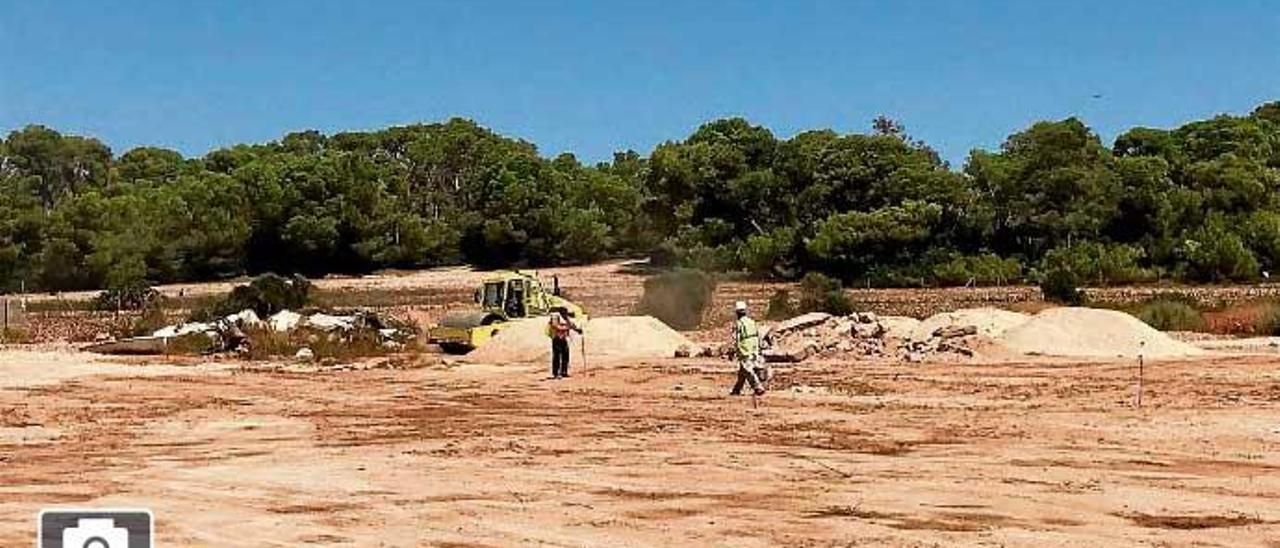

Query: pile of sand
<box><xmin>996</xmin><ymin>307</ymin><xmax>1203</xmax><ymax>359</ymax></box>
<box><xmin>911</xmin><ymin>307</ymin><xmax>1030</xmax><ymax>342</ymax></box>
<box><xmin>877</xmin><ymin>316</ymin><xmax>922</xmax><ymax>340</ymax></box>
<box><xmin>465</xmin><ymin>315</ymin><xmax>693</xmax><ymax>364</ymax></box>
<box><xmin>463</xmin><ymin>319</ymin><xmax>551</xmax><ymax>363</ymax></box>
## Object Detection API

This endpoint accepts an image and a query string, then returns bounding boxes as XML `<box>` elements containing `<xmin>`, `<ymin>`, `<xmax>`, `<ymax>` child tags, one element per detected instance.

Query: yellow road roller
<box><xmin>428</xmin><ymin>270</ymin><xmax>587</xmax><ymax>354</ymax></box>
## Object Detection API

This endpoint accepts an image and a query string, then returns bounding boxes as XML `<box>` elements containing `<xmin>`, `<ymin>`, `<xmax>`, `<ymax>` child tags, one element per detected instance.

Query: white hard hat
<box><xmin>734</xmin><ymin>301</ymin><xmax>748</xmax><ymax>312</ymax></box>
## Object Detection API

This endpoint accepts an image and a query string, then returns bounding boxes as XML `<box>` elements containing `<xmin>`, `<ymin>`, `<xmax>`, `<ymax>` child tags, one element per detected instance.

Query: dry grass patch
<box><xmin>1115</xmin><ymin>512</ymin><xmax>1269</xmax><ymax>529</ymax></box>
<box><xmin>241</xmin><ymin>326</ymin><xmax>401</xmax><ymax>361</ymax></box>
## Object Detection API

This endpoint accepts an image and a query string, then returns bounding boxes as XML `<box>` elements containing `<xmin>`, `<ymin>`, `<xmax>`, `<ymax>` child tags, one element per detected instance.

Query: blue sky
<box><xmin>1</xmin><ymin>1</ymin><xmax>1277</xmax><ymax>166</ymax></box>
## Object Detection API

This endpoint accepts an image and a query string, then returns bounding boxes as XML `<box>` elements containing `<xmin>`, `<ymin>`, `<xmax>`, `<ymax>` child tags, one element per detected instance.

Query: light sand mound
<box><xmin>877</xmin><ymin>315</ymin><xmax>922</xmax><ymax>340</ymax></box>
<box><xmin>996</xmin><ymin>307</ymin><xmax>1203</xmax><ymax>358</ymax></box>
<box><xmin>465</xmin><ymin>315</ymin><xmax>693</xmax><ymax>364</ymax></box>
<box><xmin>462</xmin><ymin>319</ymin><xmax>549</xmax><ymax>363</ymax></box>
<box><xmin>912</xmin><ymin>307</ymin><xmax>1030</xmax><ymax>342</ymax></box>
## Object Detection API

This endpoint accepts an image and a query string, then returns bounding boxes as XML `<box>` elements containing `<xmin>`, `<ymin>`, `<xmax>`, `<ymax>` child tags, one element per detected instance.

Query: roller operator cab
<box><xmin>428</xmin><ymin>270</ymin><xmax>587</xmax><ymax>353</ymax></box>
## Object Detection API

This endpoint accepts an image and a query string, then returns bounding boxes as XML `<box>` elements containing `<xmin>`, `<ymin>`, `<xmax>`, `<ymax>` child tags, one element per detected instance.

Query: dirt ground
<box><xmin>20</xmin><ymin>261</ymin><xmax>1280</xmax><ymax>345</ymax></box>
<box><xmin>1</xmin><ymin>345</ymin><xmax>1278</xmax><ymax>546</ymax></box>
<box><xmin>3</xmin><ymin>263</ymin><xmax>1280</xmax><ymax>545</ymax></box>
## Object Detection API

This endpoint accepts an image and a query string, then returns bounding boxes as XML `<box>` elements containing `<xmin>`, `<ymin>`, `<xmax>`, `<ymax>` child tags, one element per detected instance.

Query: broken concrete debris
<box><xmin>749</xmin><ymin>306</ymin><xmax>1202</xmax><ymax>363</ymax></box>
<box><xmin>305</xmin><ymin>313</ymin><xmax>355</xmax><ymax>332</ymax></box>
<box><xmin>769</xmin><ymin>312</ymin><xmax>832</xmax><ymax>335</ymax></box>
<box><xmin>85</xmin><ymin>309</ymin><xmax>416</xmax><ymax>355</ymax></box>
<box><xmin>268</xmin><ymin>310</ymin><xmax>302</xmax><ymax>332</ymax></box>
<box><xmin>674</xmin><ymin>343</ymin><xmax>715</xmax><ymax>358</ymax></box>
<box><xmin>756</xmin><ymin>310</ymin><xmax>985</xmax><ymax>364</ymax></box>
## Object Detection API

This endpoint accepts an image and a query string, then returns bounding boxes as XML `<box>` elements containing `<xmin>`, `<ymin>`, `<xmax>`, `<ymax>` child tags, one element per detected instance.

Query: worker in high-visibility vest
<box><xmin>729</xmin><ymin>301</ymin><xmax>768</xmax><ymax>396</ymax></box>
<box><xmin>547</xmin><ymin>307</ymin><xmax>582</xmax><ymax>379</ymax></box>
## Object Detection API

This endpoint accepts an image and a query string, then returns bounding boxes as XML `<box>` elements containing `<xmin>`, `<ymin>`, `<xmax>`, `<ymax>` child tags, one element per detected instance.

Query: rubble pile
<box><xmin>756</xmin><ymin>306</ymin><xmax>1202</xmax><ymax>363</ymax></box>
<box><xmin>85</xmin><ymin>308</ymin><xmax>416</xmax><ymax>355</ymax></box>
<box><xmin>759</xmin><ymin>309</ymin><xmax>1018</xmax><ymax>363</ymax></box>
<box><xmin>762</xmin><ymin>311</ymin><xmax>921</xmax><ymax>363</ymax></box>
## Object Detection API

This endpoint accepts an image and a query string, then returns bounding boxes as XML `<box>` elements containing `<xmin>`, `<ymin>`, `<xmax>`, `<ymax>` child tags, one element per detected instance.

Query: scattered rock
<box><xmin>935</xmin><ymin>324</ymin><xmax>978</xmax><ymax>339</ymax></box>
<box><xmin>911</xmin><ymin>308</ymin><xmax>1029</xmax><ymax>342</ymax></box>
<box><xmin>152</xmin><ymin>320</ymin><xmax>215</xmax><ymax>339</ymax></box>
<box><xmin>225</xmin><ymin>309</ymin><xmax>263</xmax><ymax>328</ymax></box>
<box><xmin>762</xmin><ymin>308</ymin><xmax>1014</xmax><ymax>364</ymax></box>
<box><xmin>268</xmin><ymin>310</ymin><xmax>302</xmax><ymax>332</ymax></box>
<box><xmin>938</xmin><ymin>340</ymin><xmax>976</xmax><ymax>357</ymax></box>
<box><xmin>674</xmin><ymin>343</ymin><xmax>705</xmax><ymax>358</ymax></box>
<box><xmin>772</xmin><ymin>312</ymin><xmax>832</xmax><ymax>335</ymax></box>
<box><xmin>763</xmin><ymin>345</ymin><xmax>813</xmax><ymax>363</ymax></box>
<box><xmin>789</xmin><ymin>385</ymin><xmax>829</xmax><ymax>394</ymax></box>
<box><xmin>305</xmin><ymin>313</ymin><xmax>356</xmax><ymax>332</ymax></box>
<box><xmin>760</xmin><ymin>306</ymin><xmax>1204</xmax><ymax>363</ymax></box>
<box><xmin>852</xmin><ymin>321</ymin><xmax>886</xmax><ymax>338</ymax></box>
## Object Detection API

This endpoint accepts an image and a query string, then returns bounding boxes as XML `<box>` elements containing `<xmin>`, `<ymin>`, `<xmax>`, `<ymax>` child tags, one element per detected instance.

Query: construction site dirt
<box><xmin>1</xmin><ymin>349</ymin><xmax>1278</xmax><ymax>545</ymax></box>
<box><xmin>1</xmin><ymin>263</ymin><xmax>1279</xmax><ymax>546</ymax></box>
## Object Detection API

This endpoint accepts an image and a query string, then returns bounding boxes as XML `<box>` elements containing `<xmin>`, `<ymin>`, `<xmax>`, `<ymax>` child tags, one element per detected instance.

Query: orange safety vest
<box><xmin>547</xmin><ymin>313</ymin><xmax>573</xmax><ymax>339</ymax></box>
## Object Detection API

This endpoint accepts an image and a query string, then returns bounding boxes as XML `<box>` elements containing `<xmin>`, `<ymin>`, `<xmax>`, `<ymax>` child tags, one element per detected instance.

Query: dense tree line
<box><xmin>1</xmin><ymin>103</ymin><xmax>1279</xmax><ymax>293</ymax></box>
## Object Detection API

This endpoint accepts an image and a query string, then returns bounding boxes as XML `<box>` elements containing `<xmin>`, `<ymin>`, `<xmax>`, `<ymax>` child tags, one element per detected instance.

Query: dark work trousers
<box><xmin>731</xmin><ymin>355</ymin><xmax>768</xmax><ymax>395</ymax></box>
<box><xmin>551</xmin><ymin>337</ymin><xmax>571</xmax><ymax>378</ymax></box>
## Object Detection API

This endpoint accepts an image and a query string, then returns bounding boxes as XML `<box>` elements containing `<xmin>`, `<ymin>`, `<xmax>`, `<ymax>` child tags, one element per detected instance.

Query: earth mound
<box><xmin>465</xmin><ymin>315</ymin><xmax>693</xmax><ymax>364</ymax></box>
<box><xmin>996</xmin><ymin>307</ymin><xmax>1203</xmax><ymax>358</ymax></box>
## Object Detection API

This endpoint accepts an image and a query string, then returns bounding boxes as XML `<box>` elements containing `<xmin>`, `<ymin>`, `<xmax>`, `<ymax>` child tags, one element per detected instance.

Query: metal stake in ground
<box><xmin>580</xmin><ymin>332</ymin><xmax>588</xmax><ymax>376</ymax></box>
<box><xmin>1134</xmin><ymin>341</ymin><xmax>1146</xmax><ymax>408</ymax></box>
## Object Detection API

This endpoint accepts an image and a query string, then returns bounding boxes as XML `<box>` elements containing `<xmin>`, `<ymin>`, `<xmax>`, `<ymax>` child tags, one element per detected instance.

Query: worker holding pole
<box><xmin>729</xmin><ymin>301</ymin><xmax>768</xmax><ymax>396</ymax></box>
<box><xmin>547</xmin><ymin>307</ymin><xmax>582</xmax><ymax>379</ymax></box>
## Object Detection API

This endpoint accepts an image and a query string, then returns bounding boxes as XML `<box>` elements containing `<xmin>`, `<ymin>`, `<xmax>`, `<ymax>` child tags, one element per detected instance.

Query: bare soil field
<box><xmin>18</xmin><ymin>261</ymin><xmax>1280</xmax><ymax>343</ymax></box>
<box><xmin>2</xmin><ymin>263</ymin><xmax>1279</xmax><ymax>546</ymax></box>
<box><xmin>1</xmin><ymin>348</ymin><xmax>1279</xmax><ymax>546</ymax></box>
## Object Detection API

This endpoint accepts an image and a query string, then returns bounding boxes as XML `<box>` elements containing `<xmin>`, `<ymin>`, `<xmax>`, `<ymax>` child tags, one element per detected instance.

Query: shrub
<box><xmin>1182</xmin><ymin>227</ymin><xmax>1260</xmax><ymax>282</ymax></box>
<box><xmin>1253</xmin><ymin>303</ymin><xmax>1280</xmax><ymax>336</ymax></box>
<box><xmin>128</xmin><ymin>301</ymin><xmax>171</xmax><ymax>337</ymax></box>
<box><xmin>92</xmin><ymin>283</ymin><xmax>161</xmax><ymax>312</ymax></box>
<box><xmin>1201</xmin><ymin>300</ymin><xmax>1279</xmax><ymax>335</ymax></box>
<box><xmin>164</xmin><ymin>333</ymin><xmax>219</xmax><ymax>355</ymax></box>
<box><xmin>240</xmin><ymin>326</ymin><xmax>392</xmax><ymax>361</ymax></box>
<box><xmin>932</xmin><ymin>258</ymin><xmax>974</xmax><ymax>287</ymax></box>
<box><xmin>648</xmin><ymin>241</ymin><xmax>681</xmax><ymax>268</ymax></box>
<box><xmin>636</xmin><ymin>268</ymin><xmax>716</xmax><ymax>330</ymax></box>
<box><xmin>192</xmin><ymin>273</ymin><xmax>312</xmax><ymax>321</ymax></box>
<box><xmin>683</xmin><ymin>244</ymin><xmax>739</xmax><ymax>273</ymax></box>
<box><xmin>1135</xmin><ymin>299</ymin><xmax>1203</xmax><ymax>331</ymax></box>
<box><xmin>241</xmin><ymin>327</ymin><xmax>295</xmax><ymax>359</ymax></box>
<box><xmin>1041</xmin><ymin>242</ymin><xmax>1151</xmax><ymax>285</ymax></box>
<box><xmin>0</xmin><ymin>328</ymin><xmax>32</xmax><ymax>344</ymax></box>
<box><xmin>764</xmin><ymin>289</ymin><xmax>797</xmax><ymax>320</ymax></box>
<box><xmin>1040</xmin><ymin>266</ymin><xmax>1085</xmax><ymax>305</ymax></box>
<box><xmin>738</xmin><ymin>228</ymin><xmax>797</xmax><ymax>277</ymax></box>
<box><xmin>798</xmin><ymin>272</ymin><xmax>854</xmax><ymax>315</ymax></box>
<box><xmin>932</xmin><ymin>254</ymin><xmax>1023</xmax><ymax>286</ymax></box>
